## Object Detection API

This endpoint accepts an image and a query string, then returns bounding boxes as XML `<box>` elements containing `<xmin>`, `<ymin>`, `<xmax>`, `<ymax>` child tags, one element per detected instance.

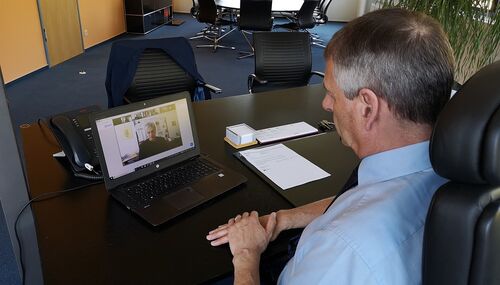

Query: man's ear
<box><xmin>357</xmin><ymin>88</ymin><xmax>379</xmax><ymax>130</ymax></box>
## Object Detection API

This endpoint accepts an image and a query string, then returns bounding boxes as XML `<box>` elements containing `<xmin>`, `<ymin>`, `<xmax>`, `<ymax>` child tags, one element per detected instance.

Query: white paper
<box><xmin>239</xmin><ymin>144</ymin><xmax>330</xmax><ymax>190</ymax></box>
<box><xmin>255</xmin><ymin>122</ymin><xmax>318</xmax><ymax>144</ymax></box>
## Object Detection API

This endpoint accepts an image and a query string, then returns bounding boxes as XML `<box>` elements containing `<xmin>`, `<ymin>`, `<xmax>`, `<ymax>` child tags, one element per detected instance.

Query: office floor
<box><xmin>1</xmin><ymin>13</ymin><xmax>344</xmax><ymax>284</ymax></box>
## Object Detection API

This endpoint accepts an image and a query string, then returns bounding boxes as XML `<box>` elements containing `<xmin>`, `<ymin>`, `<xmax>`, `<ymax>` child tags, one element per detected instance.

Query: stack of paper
<box><xmin>254</xmin><ymin>122</ymin><xmax>318</xmax><ymax>144</ymax></box>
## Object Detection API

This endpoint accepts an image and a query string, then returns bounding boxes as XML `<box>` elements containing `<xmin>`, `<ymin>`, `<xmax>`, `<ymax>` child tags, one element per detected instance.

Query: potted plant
<box><xmin>380</xmin><ymin>0</ymin><xmax>499</xmax><ymax>83</ymax></box>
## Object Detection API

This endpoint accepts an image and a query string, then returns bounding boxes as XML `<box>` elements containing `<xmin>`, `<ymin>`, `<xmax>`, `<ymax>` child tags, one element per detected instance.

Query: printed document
<box><xmin>238</xmin><ymin>144</ymin><xmax>330</xmax><ymax>190</ymax></box>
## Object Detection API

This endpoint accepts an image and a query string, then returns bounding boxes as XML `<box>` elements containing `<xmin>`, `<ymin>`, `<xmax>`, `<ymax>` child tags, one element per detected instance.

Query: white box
<box><xmin>226</xmin><ymin>124</ymin><xmax>256</xmax><ymax>145</ymax></box>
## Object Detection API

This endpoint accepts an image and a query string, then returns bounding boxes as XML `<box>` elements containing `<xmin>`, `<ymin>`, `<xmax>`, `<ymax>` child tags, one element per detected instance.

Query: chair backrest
<box><xmin>297</xmin><ymin>0</ymin><xmax>320</xmax><ymax>29</ymax></box>
<box><xmin>424</xmin><ymin>60</ymin><xmax>500</xmax><ymax>285</ymax></box>
<box><xmin>251</xmin><ymin>32</ymin><xmax>312</xmax><ymax>93</ymax></box>
<box><xmin>238</xmin><ymin>0</ymin><xmax>273</xmax><ymax>31</ymax></box>
<box><xmin>124</xmin><ymin>49</ymin><xmax>197</xmax><ymax>103</ymax></box>
<box><xmin>197</xmin><ymin>0</ymin><xmax>217</xmax><ymax>24</ymax></box>
<box><xmin>106</xmin><ymin>37</ymin><xmax>209</xmax><ymax>107</ymax></box>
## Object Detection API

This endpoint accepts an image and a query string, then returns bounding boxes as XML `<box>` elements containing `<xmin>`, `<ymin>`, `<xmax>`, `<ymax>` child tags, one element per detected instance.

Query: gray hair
<box><xmin>145</xmin><ymin>122</ymin><xmax>156</xmax><ymax>131</ymax></box>
<box><xmin>325</xmin><ymin>8</ymin><xmax>455</xmax><ymax>125</ymax></box>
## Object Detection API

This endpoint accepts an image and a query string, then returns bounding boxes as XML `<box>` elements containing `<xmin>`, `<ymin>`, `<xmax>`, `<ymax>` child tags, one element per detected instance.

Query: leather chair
<box><xmin>105</xmin><ymin>38</ymin><xmax>221</xmax><ymax>107</ymax></box>
<box><xmin>237</xmin><ymin>0</ymin><xmax>273</xmax><ymax>59</ymax></box>
<box><xmin>248</xmin><ymin>32</ymin><xmax>324</xmax><ymax>94</ymax></box>
<box><xmin>424</xmin><ymin>60</ymin><xmax>500</xmax><ymax>285</ymax></box>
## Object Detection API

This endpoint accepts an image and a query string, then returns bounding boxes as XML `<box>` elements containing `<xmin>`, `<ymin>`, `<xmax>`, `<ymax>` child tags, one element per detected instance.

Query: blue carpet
<box><xmin>1</xmin><ymin>13</ymin><xmax>343</xmax><ymax>283</ymax></box>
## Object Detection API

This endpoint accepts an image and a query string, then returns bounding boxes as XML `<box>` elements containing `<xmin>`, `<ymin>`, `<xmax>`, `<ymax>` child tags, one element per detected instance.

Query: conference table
<box><xmin>21</xmin><ymin>85</ymin><xmax>359</xmax><ymax>284</ymax></box>
<box><xmin>215</xmin><ymin>0</ymin><xmax>303</xmax><ymax>12</ymax></box>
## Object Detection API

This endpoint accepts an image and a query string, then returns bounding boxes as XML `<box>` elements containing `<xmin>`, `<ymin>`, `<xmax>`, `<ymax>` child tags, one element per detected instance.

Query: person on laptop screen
<box><xmin>206</xmin><ymin>8</ymin><xmax>454</xmax><ymax>285</ymax></box>
<box><xmin>138</xmin><ymin>122</ymin><xmax>170</xmax><ymax>159</ymax></box>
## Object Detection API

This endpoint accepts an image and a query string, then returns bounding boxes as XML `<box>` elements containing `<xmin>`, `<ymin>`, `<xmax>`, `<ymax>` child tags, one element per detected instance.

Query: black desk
<box><xmin>22</xmin><ymin>85</ymin><xmax>358</xmax><ymax>284</ymax></box>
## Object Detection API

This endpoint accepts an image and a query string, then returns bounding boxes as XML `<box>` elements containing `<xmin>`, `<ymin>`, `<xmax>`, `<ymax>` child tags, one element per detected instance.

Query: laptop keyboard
<box><xmin>123</xmin><ymin>159</ymin><xmax>219</xmax><ymax>208</ymax></box>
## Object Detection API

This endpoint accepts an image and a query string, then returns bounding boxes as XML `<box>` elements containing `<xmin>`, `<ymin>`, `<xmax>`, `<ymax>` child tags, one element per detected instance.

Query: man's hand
<box><xmin>227</xmin><ymin>211</ymin><xmax>276</xmax><ymax>257</ymax></box>
<box><xmin>207</xmin><ymin>196</ymin><xmax>334</xmax><ymax>247</ymax></box>
<box><xmin>207</xmin><ymin>211</ymin><xmax>286</xmax><ymax>246</ymax></box>
<box><xmin>226</xmin><ymin>211</ymin><xmax>276</xmax><ymax>285</ymax></box>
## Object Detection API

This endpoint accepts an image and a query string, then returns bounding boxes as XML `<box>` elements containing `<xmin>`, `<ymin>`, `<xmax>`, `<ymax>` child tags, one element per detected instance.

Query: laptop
<box><xmin>91</xmin><ymin>92</ymin><xmax>247</xmax><ymax>226</ymax></box>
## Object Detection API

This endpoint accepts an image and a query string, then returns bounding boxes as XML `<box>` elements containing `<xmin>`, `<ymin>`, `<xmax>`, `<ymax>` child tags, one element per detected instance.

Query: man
<box><xmin>138</xmin><ymin>122</ymin><xmax>169</xmax><ymax>159</ymax></box>
<box><xmin>206</xmin><ymin>8</ymin><xmax>455</xmax><ymax>285</ymax></box>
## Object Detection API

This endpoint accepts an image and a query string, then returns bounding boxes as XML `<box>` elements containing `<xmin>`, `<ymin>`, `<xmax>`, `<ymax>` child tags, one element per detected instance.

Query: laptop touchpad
<box><xmin>164</xmin><ymin>187</ymin><xmax>204</xmax><ymax>210</ymax></box>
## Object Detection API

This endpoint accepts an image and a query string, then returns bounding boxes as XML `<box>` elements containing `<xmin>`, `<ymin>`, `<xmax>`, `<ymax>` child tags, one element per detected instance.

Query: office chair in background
<box><xmin>194</xmin><ymin>0</ymin><xmax>237</xmax><ymax>51</ymax></box>
<box><xmin>191</xmin><ymin>0</ymin><xmax>200</xmax><ymax>17</ymax></box>
<box><xmin>248</xmin><ymin>32</ymin><xmax>324</xmax><ymax>94</ymax></box>
<box><xmin>314</xmin><ymin>0</ymin><xmax>333</xmax><ymax>25</ymax></box>
<box><xmin>105</xmin><ymin>37</ymin><xmax>221</xmax><ymax>107</ymax></box>
<box><xmin>237</xmin><ymin>0</ymin><xmax>273</xmax><ymax>59</ymax></box>
<box><xmin>274</xmin><ymin>0</ymin><xmax>325</xmax><ymax>48</ymax></box>
<box><xmin>424</xmin><ymin>60</ymin><xmax>500</xmax><ymax>285</ymax></box>
<box><xmin>189</xmin><ymin>0</ymin><xmax>218</xmax><ymax>41</ymax></box>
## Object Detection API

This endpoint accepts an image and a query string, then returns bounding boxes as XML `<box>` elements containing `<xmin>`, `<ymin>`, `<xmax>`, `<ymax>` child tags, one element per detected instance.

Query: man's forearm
<box><xmin>233</xmin><ymin>250</ymin><xmax>261</xmax><ymax>285</ymax></box>
<box><xmin>278</xmin><ymin>196</ymin><xmax>333</xmax><ymax>230</ymax></box>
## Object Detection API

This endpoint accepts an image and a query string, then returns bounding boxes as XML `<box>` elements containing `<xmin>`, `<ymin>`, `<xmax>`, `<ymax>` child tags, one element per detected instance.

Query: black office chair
<box><xmin>105</xmin><ymin>38</ymin><xmax>221</xmax><ymax>107</ymax></box>
<box><xmin>248</xmin><ymin>32</ymin><xmax>324</xmax><ymax>94</ymax></box>
<box><xmin>274</xmin><ymin>0</ymin><xmax>325</xmax><ymax>48</ymax></box>
<box><xmin>191</xmin><ymin>0</ymin><xmax>200</xmax><ymax>17</ymax></box>
<box><xmin>424</xmin><ymin>60</ymin><xmax>500</xmax><ymax>285</ymax></box>
<box><xmin>314</xmin><ymin>0</ymin><xmax>332</xmax><ymax>25</ymax></box>
<box><xmin>194</xmin><ymin>0</ymin><xmax>237</xmax><ymax>51</ymax></box>
<box><xmin>236</xmin><ymin>0</ymin><xmax>273</xmax><ymax>59</ymax></box>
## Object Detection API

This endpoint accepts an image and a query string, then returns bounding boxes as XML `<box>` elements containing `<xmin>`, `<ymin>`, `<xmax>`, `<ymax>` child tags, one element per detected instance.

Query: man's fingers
<box><xmin>206</xmin><ymin>228</ymin><xmax>228</xmax><ymax>241</ymax></box>
<box><xmin>209</xmin><ymin>236</ymin><xmax>229</xmax><ymax>246</ymax></box>
<box><xmin>265</xmin><ymin>212</ymin><xmax>277</xmax><ymax>240</ymax></box>
<box><xmin>208</xmin><ymin>224</ymin><xmax>228</xmax><ymax>235</ymax></box>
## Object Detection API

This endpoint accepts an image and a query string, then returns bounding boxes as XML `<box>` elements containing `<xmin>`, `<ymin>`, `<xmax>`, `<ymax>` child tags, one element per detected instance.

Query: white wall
<box><xmin>327</xmin><ymin>0</ymin><xmax>360</xmax><ymax>22</ymax></box>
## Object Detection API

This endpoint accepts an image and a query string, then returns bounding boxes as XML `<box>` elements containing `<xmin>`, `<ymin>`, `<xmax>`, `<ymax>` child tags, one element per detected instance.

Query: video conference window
<box><xmin>111</xmin><ymin>104</ymin><xmax>183</xmax><ymax>165</ymax></box>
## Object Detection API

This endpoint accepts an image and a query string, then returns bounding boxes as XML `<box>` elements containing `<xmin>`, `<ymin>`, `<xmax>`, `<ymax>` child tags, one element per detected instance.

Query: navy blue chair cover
<box><xmin>105</xmin><ymin>37</ymin><xmax>208</xmax><ymax>107</ymax></box>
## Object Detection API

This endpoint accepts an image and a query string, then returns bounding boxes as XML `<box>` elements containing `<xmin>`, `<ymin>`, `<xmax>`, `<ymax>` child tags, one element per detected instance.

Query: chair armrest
<box><xmin>248</xmin><ymin>74</ymin><xmax>268</xmax><ymax>93</ymax></box>
<box><xmin>249</xmin><ymin>74</ymin><xmax>268</xmax><ymax>84</ymax></box>
<box><xmin>311</xmin><ymin>71</ymin><xmax>325</xmax><ymax>78</ymax></box>
<box><xmin>204</xmin><ymin>83</ymin><xmax>222</xmax><ymax>94</ymax></box>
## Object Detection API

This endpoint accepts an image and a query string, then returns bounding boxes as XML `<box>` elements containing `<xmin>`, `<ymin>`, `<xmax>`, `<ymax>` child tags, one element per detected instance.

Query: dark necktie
<box><xmin>324</xmin><ymin>165</ymin><xmax>359</xmax><ymax>213</ymax></box>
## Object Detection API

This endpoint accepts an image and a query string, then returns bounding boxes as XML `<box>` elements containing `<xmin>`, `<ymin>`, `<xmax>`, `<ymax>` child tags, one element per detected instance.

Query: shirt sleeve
<box><xmin>279</xmin><ymin>229</ymin><xmax>380</xmax><ymax>285</ymax></box>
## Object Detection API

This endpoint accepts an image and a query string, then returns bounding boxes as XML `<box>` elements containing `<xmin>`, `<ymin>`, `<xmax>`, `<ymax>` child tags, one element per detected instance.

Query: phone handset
<box><xmin>50</xmin><ymin>115</ymin><xmax>92</xmax><ymax>172</ymax></box>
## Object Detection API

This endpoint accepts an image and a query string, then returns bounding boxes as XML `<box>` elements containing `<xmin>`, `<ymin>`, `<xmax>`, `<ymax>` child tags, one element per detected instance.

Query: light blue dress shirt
<box><xmin>278</xmin><ymin>141</ymin><xmax>447</xmax><ymax>285</ymax></box>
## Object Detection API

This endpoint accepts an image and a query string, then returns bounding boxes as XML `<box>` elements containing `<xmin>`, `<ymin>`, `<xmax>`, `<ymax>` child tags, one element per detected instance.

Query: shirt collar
<box><xmin>358</xmin><ymin>141</ymin><xmax>432</xmax><ymax>186</ymax></box>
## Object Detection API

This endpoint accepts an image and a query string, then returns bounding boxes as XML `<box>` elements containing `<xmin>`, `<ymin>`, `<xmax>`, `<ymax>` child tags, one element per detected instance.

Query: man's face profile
<box><xmin>322</xmin><ymin>60</ymin><xmax>358</xmax><ymax>152</ymax></box>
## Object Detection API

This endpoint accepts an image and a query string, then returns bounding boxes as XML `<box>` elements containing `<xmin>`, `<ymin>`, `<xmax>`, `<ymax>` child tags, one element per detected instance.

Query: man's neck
<box><xmin>357</xmin><ymin>121</ymin><xmax>432</xmax><ymax>159</ymax></box>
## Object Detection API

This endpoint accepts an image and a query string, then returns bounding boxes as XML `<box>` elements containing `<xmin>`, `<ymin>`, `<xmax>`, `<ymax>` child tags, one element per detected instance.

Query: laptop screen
<box><xmin>95</xmin><ymin>97</ymin><xmax>195</xmax><ymax>180</ymax></box>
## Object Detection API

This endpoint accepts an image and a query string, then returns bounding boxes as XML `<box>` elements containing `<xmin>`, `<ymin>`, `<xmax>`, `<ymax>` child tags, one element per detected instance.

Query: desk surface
<box><xmin>22</xmin><ymin>85</ymin><xmax>359</xmax><ymax>284</ymax></box>
<box><xmin>215</xmin><ymin>0</ymin><xmax>303</xmax><ymax>12</ymax></box>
